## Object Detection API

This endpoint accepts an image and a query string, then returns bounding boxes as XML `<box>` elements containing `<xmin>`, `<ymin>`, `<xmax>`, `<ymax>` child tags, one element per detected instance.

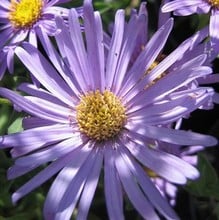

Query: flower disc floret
<box><xmin>76</xmin><ymin>90</ymin><xmax>126</xmax><ymax>141</ymax></box>
<box><xmin>208</xmin><ymin>0</ymin><xmax>219</xmax><ymax>7</ymax></box>
<box><xmin>9</xmin><ymin>0</ymin><xmax>43</xmax><ymax>29</ymax></box>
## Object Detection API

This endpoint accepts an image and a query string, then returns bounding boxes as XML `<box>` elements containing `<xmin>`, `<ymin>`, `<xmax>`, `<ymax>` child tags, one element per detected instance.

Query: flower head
<box><xmin>162</xmin><ymin>0</ymin><xmax>219</xmax><ymax>52</ymax></box>
<box><xmin>0</xmin><ymin>1</ymin><xmax>217</xmax><ymax>219</ymax></box>
<box><xmin>131</xmin><ymin>4</ymin><xmax>219</xmax><ymax>204</ymax></box>
<box><xmin>8</xmin><ymin>0</ymin><xmax>44</xmax><ymax>29</ymax></box>
<box><xmin>145</xmin><ymin>119</ymin><xmax>206</xmax><ymax>206</ymax></box>
<box><xmin>132</xmin><ymin>2</ymin><xmax>219</xmax><ymax>107</ymax></box>
<box><xmin>0</xmin><ymin>0</ymin><xmax>73</xmax><ymax>79</ymax></box>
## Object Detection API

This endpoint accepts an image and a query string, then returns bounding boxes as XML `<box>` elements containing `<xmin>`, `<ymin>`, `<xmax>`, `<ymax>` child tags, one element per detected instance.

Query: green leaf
<box><xmin>186</xmin><ymin>154</ymin><xmax>219</xmax><ymax>199</ymax></box>
<box><xmin>7</xmin><ymin>116</ymin><xmax>23</xmax><ymax>134</ymax></box>
<box><xmin>0</xmin><ymin>105</ymin><xmax>12</xmax><ymax>134</ymax></box>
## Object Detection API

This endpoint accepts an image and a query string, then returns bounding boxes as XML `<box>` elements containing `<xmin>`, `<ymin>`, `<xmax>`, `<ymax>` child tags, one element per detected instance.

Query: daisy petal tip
<box><xmin>168</xmin><ymin>173</ymin><xmax>187</xmax><ymax>185</ymax></box>
<box><xmin>12</xmin><ymin>192</ymin><xmax>21</xmax><ymax>205</ymax></box>
<box><xmin>188</xmin><ymin>168</ymin><xmax>200</xmax><ymax>180</ymax></box>
<box><xmin>161</xmin><ymin>4</ymin><xmax>169</xmax><ymax>13</ymax></box>
<box><xmin>7</xmin><ymin>170</ymin><xmax>13</xmax><ymax>180</ymax></box>
<box><xmin>193</xmin><ymin>170</ymin><xmax>200</xmax><ymax>180</ymax></box>
<box><xmin>164</xmin><ymin>17</ymin><xmax>174</xmax><ymax>29</ymax></box>
<box><xmin>206</xmin><ymin>135</ymin><xmax>218</xmax><ymax>147</ymax></box>
<box><xmin>84</xmin><ymin>0</ymin><xmax>93</xmax><ymax>10</ymax></box>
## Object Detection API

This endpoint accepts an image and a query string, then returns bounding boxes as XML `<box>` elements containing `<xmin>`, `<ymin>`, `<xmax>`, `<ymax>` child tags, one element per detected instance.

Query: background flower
<box><xmin>0</xmin><ymin>0</ymin><xmax>79</xmax><ymax>79</ymax></box>
<box><xmin>162</xmin><ymin>0</ymin><xmax>219</xmax><ymax>52</ymax></box>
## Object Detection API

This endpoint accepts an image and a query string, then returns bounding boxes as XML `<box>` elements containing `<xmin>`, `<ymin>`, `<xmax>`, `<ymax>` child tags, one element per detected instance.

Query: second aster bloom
<box><xmin>131</xmin><ymin>2</ymin><xmax>219</xmax><ymax>109</ymax></box>
<box><xmin>162</xmin><ymin>0</ymin><xmax>219</xmax><ymax>51</ymax></box>
<box><xmin>146</xmin><ymin>119</ymin><xmax>206</xmax><ymax>206</ymax></box>
<box><xmin>0</xmin><ymin>1</ymin><xmax>218</xmax><ymax>219</ymax></box>
<box><xmin>0</xmin><ymin>0</ymin><xmax>71</xmax><ymax>79</ymax></box>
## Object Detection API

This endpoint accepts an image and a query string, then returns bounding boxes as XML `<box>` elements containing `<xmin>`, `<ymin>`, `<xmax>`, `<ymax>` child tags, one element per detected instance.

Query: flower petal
<box><xmin>12</xmin><ymin>144</ymin><xmax>92</xmax><ymax>204</ymax></box>
<box><xmin>76</xmin><ymin>148</ymin><xmax>103</xmax><ymax>220</ymax></box>
<box><xmin>43</xmin><ymin>144</ymin><xmax>92</xmax><ymax>219</ymax></box>
<box><xmin>104</xmin><ymin>146</ymin><xmax>124</xmax><ymax>220</ymax></box>
<box><xmin>54</xmin><ymin>148</ymin><xmax>98</xmax><ymax>220</ymax></box>
<box><xmin>115</xmin><ymin>149</ymin><xmax>160</xmax><ymax>220</ymax></box>
<box><xmin>119</xmin><ymin>145</ymin><xmax>179</xmax><ymax>220</ymax></box>
<box><xmin>127</xmin><ymin>124</ymin><xmax>217</xmax><ymax>146</ymax></box>
<box><xmin>162</xmin><ymin>0</ymin><xmax>202</xmax><ymax>13</ymax></box>
<box><xmin>15</xmin><ymin>44</ymin><xmax>74</xmax><ymax>106</ymax></box>
<box><xmin>125</xmin><ymin>138</ymin><xmax>188</xmax><ymax>184</ymax></box>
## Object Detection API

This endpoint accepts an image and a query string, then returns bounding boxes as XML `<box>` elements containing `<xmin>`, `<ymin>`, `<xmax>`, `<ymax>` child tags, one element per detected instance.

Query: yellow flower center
<box><xmin>76</xmin><ymin>90</ymin><xmax>126</xmax><ymax>141</ymax></box>
<box><xmin>9</xmin><ymin>0</ymin><xmax>43</xmax><ymax>29</ymax></box>
<box><xmin>208</xmin><ymin>0</ymin><xmax>219</xmax><ymax>7</ymax></box>
<box><xmin>144</xmin><ymin>167</ymin><xmax>158</xmax><ymax>178</ymax></box>
<box><xmin>144</xmin><ymin>54</ymin><xmax>167</xmax><ymax>89</ymax></box>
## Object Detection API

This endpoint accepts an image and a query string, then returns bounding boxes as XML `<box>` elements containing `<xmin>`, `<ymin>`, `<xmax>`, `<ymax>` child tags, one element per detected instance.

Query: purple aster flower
<box><xmin>144</xmin><ymin>119</ymin><xmax>206</xmax><ymax>206</ymax></box>
<box><xmin>166</xmin><ymin>145</ymin><xmax>205</xmax><ymax>204</ymax></box>
<box><xmin>0</xmin><ymin>1</ymin><xmax>218</xmax><ymax>219</ymax></box>
<box><xmin>124</xmin><ymin>1</ymin><xmax>219</xmax><ymax>208</ymax></box>
<box><xmin>130</xmin><ymin>4</ymin><xmax>219</xmax><ymax>204</ymax></box>
<box><xmin>151</xmin><ymin>142</ymin><xmax>206</xmax><ymax>205</ymax></box>
<box><xmin>162</xmin><ymin>0</ymin><xmax>219</xmax><ymax>51</ymax></box>
<box><xmin>0</xmin><ymin>0</ymin><xmax>77</xmax><ymax>79</ymax></box>
<box><xmin>131</xmin><ymin>2</ymin><xmax>219</xmax><ymax>108</ymax></box>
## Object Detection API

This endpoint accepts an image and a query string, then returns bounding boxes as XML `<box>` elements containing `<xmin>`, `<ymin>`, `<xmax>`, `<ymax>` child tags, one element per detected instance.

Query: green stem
<box><xmin>0</xmin><ymin>98</ymin><xmax>12</xmax><ymax>106</ymax></box>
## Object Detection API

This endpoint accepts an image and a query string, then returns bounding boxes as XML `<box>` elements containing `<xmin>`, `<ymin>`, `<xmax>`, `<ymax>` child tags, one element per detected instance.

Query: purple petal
<box><xmin>10</xmin><ymin>29</ymin><xmax>29</xmax><ymax>44</ymax></box>
<box><xmin>22</xmin><ymin>117</ymin><xmax>56</xmax><ymax>129</ymax></box>
<box><xmin>115</xmin><ymin>150</ymin><xmax>160</xmax><ymax>220</ymax></box>
<box><xmin>128</xmin><ymin>87</ymin><xmax>215</xmax><ymax>125</ymax></box>
<box><xmin>36</xmin><ymin>27</ymin><xmax>81</xmax><ymax>99</ymax></box>
<box><xmin>54</xmin><ymin>148</ymin><xmax>98</xmax><ymax>220</ymax></box>
<box><xmin>105</xmin><ymin>10</ymin><xmax>125</xmax><ymax>89</ymax></box>
<box><xmin>24</xmin><ymin>95</ymin><xmax>72</xmax><ymax>118</ymax></box>
<box><xmin>125</xmin><ymin>139</ymin><xmax>188</xmax><ymax>184</ymax></box>
<box><xmin>162</xmin><ymin>0</ymin><xmax>202</xmax><ymax>13</ymax></box>
<box><xmin>0</xmin><ymin>123</ymin><xmax>73</xmax><ymax>151</ymax></box>
<box><xmin>8</xmin><ymin>164</ymin><xmax>39</xmax><ymax>180</ymax></box>
<box><xmin>55</xmin><ymin>12</ymin><xmax>89</xmax><ymax>92</ymax></box>
<box><xmin>112</xmin><ymin>13</ymin><xmax>145</xmax><ymax>94</ymax></box>
<box><xmin>119</xmin><ymin>18</ymin><xmax>173</xmax><ymax>98</ymax></box>
<box><xmin>210</xmin><ymin>10</ymin><xmax>219</xmax><ymax>50</ymax></box>
<box><xmin>104</xmin><ymin>146</ymin><xmax>124</xmax><ymax>220</ymax></box>
<box><xmin>6</xmin><ymin>47</ymin><xmax>15</xmax><ymax>73</ymax></box>
<box><xmin>0</xmin><ymin>1</ymin><xmax>10</xmax><ymax>10</ymax></box>
<box><xmin>18</xmin><ymin>83</ymin><xmax>70</xmax><ymax>106</ymax></box>
<box><xmin>15</xmin><ymin>136</ymin><xmax>83</xmax><ymax>166</ymax></box>
<box><xmin>126</xmin><ymin>66</ymin><xmax>212</xmax><ymax>110</ymax></box>
<box><xmin>42</xmin><ymin>144</ymin><xmax>92</xmax><ymax>219</ymax></box>
<box><xmin>12</xmin><ymin>144</ymin><xmax>92</xmax><ymax>204</ymax></box>
<box><xmin>15</xmin><ymin>45</ymin><xmax>74</xmax><ymax>106</ymax></box>
<box><xmin>76</xmin><ymin>148</ymin><xmax>103</xmax><ymax>220</ymax></box>
<box><xmin>126</xmin><ymin>124</ymin><xmax>217</xmax><ymax>146</ymax></box>
<box><xmin>0</xmin><ymin>88</ymin><xmax>69</xmax><ymax>123</ymax></box>
<box><xmin>119</xmin><ymin>145</ymin><xmax>179</xmax><ymax>220</ymax></box>
<box><xmin>83</xmin><ymin>2</ymin><xmax>105</xmax><ymax>91</ymax></box>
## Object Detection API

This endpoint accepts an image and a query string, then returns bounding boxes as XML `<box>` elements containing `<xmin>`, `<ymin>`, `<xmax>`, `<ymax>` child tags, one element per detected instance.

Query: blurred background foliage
<box><xmin>0</xmin><ymin>0</ymin><xmax>219</xmax><ymax>219</ymax></box>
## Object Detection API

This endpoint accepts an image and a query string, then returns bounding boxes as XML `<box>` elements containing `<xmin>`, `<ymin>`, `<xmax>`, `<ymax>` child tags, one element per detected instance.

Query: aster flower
<box><xmin>161</xmin><ymin>0</ymin><xmax>219</xmax><ymax>51</ymax></box>
<box><xmin>142</xmin><ymin>24</ymin><xmax>219</xmax><ymax>205</ymax></box>
<box><xmin>151</xmin><ymin>144</ymin><xmax>205</xmax><ymax>206</ymax></box>
<box><xmin>0</xmin><ymin>1</ymin><xmax>218</xmax><ymax>220</ymax></box>
<box><xmin>0</xmin><ymin>0</ymin><xmax>77</xmax><ymax>79</ymax></box>
<box><xmin>130</xmin><ymin>4</ymin><xmax>219</xmax><ymax>204</ymax></box>
<box><xmin>131</xmin><ymin>2</ymin><xmax>219</xmax><ymax>108</ymax></box>
<box><xmin>144</xmin><ymin>118</ymin><xmax>206</xmax><ymax>206</ymax></box>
